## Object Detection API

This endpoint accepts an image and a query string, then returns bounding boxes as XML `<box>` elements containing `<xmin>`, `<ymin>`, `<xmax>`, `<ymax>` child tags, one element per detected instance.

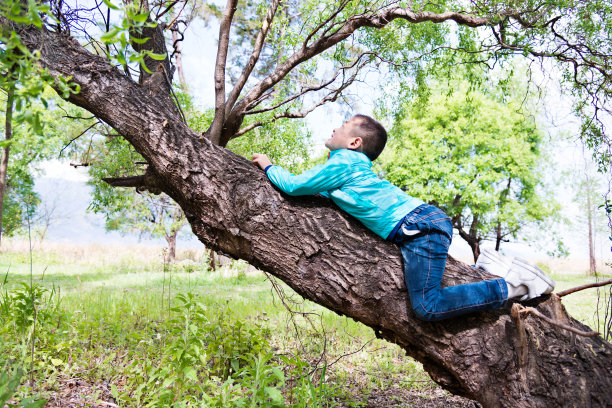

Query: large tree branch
<box><xmin>206</xmin><ymin>0</ymin><xmax>238</xmax><ymax>145</ymax></box>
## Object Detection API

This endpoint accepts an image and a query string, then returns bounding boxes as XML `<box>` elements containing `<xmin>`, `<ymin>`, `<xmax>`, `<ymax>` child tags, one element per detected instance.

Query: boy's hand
<box><xmin>252</xmin><ymin>153</ymin><xmax>272</xmax><ymax>171</ymax></box>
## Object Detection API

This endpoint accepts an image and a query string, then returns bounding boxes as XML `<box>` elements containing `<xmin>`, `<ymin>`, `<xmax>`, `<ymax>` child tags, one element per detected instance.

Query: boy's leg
<box><xmin>399</xmin><ymin>205</ymin><xmax>507</xmax><ymax>321</ymax></box>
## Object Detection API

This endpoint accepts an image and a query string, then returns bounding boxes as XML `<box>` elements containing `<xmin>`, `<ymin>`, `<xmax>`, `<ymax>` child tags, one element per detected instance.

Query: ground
<box><xmin>1</xmin><ymin>240</ymin><xmax>608</xmax><ymax>407</ymax></box>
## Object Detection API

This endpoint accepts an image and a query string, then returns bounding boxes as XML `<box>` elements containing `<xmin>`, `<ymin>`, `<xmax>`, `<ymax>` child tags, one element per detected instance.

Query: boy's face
<box><xmin>325</xmin><ymin>117</ymin><xmax>362</xmax><ymax>151</ymax></box>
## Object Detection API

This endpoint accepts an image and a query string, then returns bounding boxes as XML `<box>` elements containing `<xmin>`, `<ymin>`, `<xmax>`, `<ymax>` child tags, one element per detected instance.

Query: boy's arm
<box><xmin>252</xmin><ymin>153</ymin><xmax>348</xmax><ymax>196</ymax></box>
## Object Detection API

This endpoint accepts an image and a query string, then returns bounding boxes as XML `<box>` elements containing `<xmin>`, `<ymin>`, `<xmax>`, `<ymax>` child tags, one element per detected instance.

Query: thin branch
<box><xmin>229</xmin><ymin>6</ymin><xmax>493</xmax><ymax>122</ymax></box>
<box><xmin>155</xmin><ymin>0</ymin><xmax>180</xmax><ymax>21</ymax></box>
<box><xmin>301</xmin><ymin>0</ymin><xmax>351</xmax><ymax>47</ymax></box>
<box><xmin>102</xmin><ymin>175</ymin><xmax>146</xmax><ymax>187</ymax></box>
<box><xmin>166</xmin><ymin>0</ymin><xmax>188</xmax><ymax>31</ymax></box>
<box><xmin>518</xmin><ymin>305</ymin><xmax>600</xmax><ymax>337</ymax></box>
<box><xmin>225</xmin><ymin>0</ymin><xmax>281</xmax><ymax>115</ymax></box>
<box><xmin>58</xmin><ymin>120</ymin><xmax>100</xmax><ymax>157</ymax></box>
<box><xmin>244</xmin><ymin>52</ymin><xmax>372</xmax><ymax>116</ymax></box>
<box><xmin>557</xmin><ymin>279</ymin><xmax>612</xmax><ymax>298</ymax></box>
<box><xmin>232</xmin><ymin>58</ymin><xmax>366</xmax><ymax>139</ymax></box>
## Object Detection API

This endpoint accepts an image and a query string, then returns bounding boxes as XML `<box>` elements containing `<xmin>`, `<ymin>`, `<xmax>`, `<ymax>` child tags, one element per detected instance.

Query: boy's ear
<box><xmin>348</xmin><ymin>137</ymin><xmax>362</xmax><ymax>150</ymax></box>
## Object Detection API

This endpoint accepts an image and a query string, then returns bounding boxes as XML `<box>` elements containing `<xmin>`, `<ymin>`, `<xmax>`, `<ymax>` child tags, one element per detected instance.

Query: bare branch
<box><xmin>518</xmin><ymin>305</ymin><xmax>600</xmax><ymax>337</ymax></box>
<box><xmin>225</xmin><ymin>0</ymin><xmax>281</xmax><ymax>114</ymax></box>
<box><xmin>232</xmin><ymin>58</ymin><xmax>366</xmax><ymax>139</ymax></box>
<box><xmin>244</xmin><ymin>52</ymin><xmax>373</xmax><ymax>116</ymax></box>
<box><xmin>58</xmin><ymin>120</ymin><xmax>100</xmax><ymax>158</ymax></box>
<box><xmin>103</xmin><ymin>167</ymin><xmax>163</xmax><ymax>194</ymax></box>
<box><xmin>301</xmin><ymin>0</ymin><xmax>351</xmax><ymax>47</ymax></box>
<box><xmin>206</xmin><ymin>0</ymin><xmax>239</xmax><ymax>145</ymax></box>
<box><xmin>557</xmin><ymin>279</ymin><xmax>612</xmax><ymax>298</ymax></box>
<box><xmin>155</xmin><ymin>0</ymin><xmax>180</xmax><ymax>20</ymax></box>
<box><xmin>166</xmin><ymin>0</ymin><xmax>188</xmax><ymax>31</ymax></box>
<box><xmin>227</xmin><ymin>6</ymin><xmax>493</xmax><ymax>132</ymax></box>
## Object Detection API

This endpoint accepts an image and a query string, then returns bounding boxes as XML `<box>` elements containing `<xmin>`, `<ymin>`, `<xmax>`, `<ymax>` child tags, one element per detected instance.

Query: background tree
<box><xmin>2</xmin><ymin>0</ymin><xmax>612</xmax><ymax>405</ymax></box>
<box><xmin>379</xmin><ymin>82</ymin><xmax>558</xmax><ymax>261</ymax></box>
<box><xmin>0</xmin><ymin>89</ymin><xmax>69</xmax><ymax>246</ymax></box>
<box><xmin>574</xmin><ymin>145</ymin><xmax>608</xmax><ymax>275</ymax></box>
<box><xmin>0</xmin><ymin>1</ymin><xmax>77</xmax><ymax>247</ymax></box>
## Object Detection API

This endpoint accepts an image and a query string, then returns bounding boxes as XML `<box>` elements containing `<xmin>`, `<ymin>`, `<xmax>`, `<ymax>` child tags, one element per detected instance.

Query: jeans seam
<box><xmin>420</xmin><ymin>231</ymin><xmax>433</xmax><ymax>310</ymax></box>
<box><xmin>497</xmin><ymin>278</ymin><xmax>508</xmax><ymax>300</ymax></box>
<box><xmin>416</xmin><ymin>297</ymin><xmax>506</xmax><ymax>316</ymax></box>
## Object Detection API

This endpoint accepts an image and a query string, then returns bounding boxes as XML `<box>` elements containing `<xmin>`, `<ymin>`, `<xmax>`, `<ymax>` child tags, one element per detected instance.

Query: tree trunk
<box><xmin>208</xmin><ymin>247</ymin><xmax>217</xmax><ymax>271</ymax></box>
<box><xmin>13</xmin><ymin>23</ymin><xmax>612</xmax><ymax>408</ymax></box>
<box><xmin>0</xmin><ymin>86</ymin><xmax>14</xmax><ymax>249</ymax></box>
<box><xmin>170</xmin><ymin>20</ymin><xmax>187</xmax><ymax>88</ymax></box>
<box><xmin>495</xmin><ymin>222</ymin><xmax>502</xmax><ymax>251</ymax></box>
<box><xmin>586</xmin><ymin>179</ymin><xmax>597</xmax><ymax>276</ymax></box>
<box><xmin>165</xmin><ymin>232</ymin><xmax>177</xmax><ymax>263</ymax></box>
<box><xmin>456</xmin><ymin>224</ymin><xmax>480</xmax><ymax>264</ymax></box>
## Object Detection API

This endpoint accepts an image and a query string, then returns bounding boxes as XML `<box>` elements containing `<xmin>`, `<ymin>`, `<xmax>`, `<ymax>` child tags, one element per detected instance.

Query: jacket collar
<box><xmin>328</xmin><ymin>149</ymin><xmax>372</xmax><ymax>166</ymax></box>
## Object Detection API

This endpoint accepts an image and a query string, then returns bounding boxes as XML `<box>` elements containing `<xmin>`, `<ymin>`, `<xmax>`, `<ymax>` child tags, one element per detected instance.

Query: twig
<box><xmin>58</xmin><ymin>120</ymin><xmax>100</xmax><ymax>157</ymax></box>
<box><xmin>165</xmin><ymin>0</ymin><xmax>188</xmax><ymax>31</ymax></box>
<box><xmin>557</xmin><ymin>279</ymin><xmax>612</xmax><ymax>298</ymax></box>
<box><xmin>518</xmin><ymin>305</ymin><xmax>599</xmax><ymax>337</ymax></box>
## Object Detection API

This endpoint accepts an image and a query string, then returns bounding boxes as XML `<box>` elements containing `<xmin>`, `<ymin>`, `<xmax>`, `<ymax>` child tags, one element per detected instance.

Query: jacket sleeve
<box><xmin>265</xmin><ymin>157</ymin><xmax>350</xmax><ymax>196</ymax></box>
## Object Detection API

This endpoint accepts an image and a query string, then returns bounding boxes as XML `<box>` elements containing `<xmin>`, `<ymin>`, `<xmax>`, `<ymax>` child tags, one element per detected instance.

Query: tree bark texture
<box><xmin>14</xmin><ymin>24</ymin><xmax>612</xmax><ymax>408</ymax></box>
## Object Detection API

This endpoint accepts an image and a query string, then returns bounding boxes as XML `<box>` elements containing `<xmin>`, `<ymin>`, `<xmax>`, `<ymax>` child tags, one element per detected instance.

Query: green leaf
<box><xmin>132</xmin><ymin>12</ymin><xmax>150</xmax><ymax>24</ymax></box>
<box><xmin>100</xmin><ymin>27</ymin><xmax>122</xmax><ymax>43</ymax></box>
<box><xmin>19</xmin><ymin>397</ymin><xmax>47</xmax><ymax>408</ymax></box>
<box><xmin>264</xmin><ymin>387</ymin><xmax>283</xmax><ymax>403</ymax></box>
<box><xmin>50</xmin><ymin>358</ymin><xmax>63</xmax><ymax>366</ymax></box>
<box><xmin>144</xmin><ymin>51</ymin><xmax>167</xmax><ymax>61</ymax></box>
<box><xmin>101</xmin><ymin>0</ymin><xmax>119</xmax><ymax>10</ymax></box>
<box><xmin>27</xmin><ymin>0</ymin><xmax>43</xmax><ymax>28</ymax></box>
<box><xmin>131</xmin><ymin>36</ymin><xmax>151</xmax><ymax>45</ymax></box>
<box><xmin>183</xmin><ymin>366</ymin><xmax>197</xmax><ymax>381</ymax></box>
<box><xmin>161</xmin><ymin>375</ymin><xmax>176</xmax><ymax>388</ymax></box>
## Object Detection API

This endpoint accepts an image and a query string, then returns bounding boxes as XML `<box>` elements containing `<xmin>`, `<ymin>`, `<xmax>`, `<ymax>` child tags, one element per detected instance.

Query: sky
<box><xmin>24</xmin><ymin>5</ymin><xmax>612</xmax><ymax>268</ymax></box>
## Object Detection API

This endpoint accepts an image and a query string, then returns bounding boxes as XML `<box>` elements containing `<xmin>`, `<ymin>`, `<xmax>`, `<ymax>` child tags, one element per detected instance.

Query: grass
<box><xmin>1</xmin><ymin>240</ymin><xmax>610</xmax><ymax>407</ymax></box>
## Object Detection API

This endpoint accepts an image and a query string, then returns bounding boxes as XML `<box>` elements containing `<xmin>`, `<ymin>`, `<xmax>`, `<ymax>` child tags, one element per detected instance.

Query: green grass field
<box><xmin>1</xmin><ymin>241</ymin><xmax>610</xmax><ymax>407</ymax></box>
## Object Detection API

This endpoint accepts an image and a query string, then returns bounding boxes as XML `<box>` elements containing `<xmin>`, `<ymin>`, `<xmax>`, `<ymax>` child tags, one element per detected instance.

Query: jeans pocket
<box><xmin>431</xmin><ymin>217</ymin><xmax>453</xmax><ymax>240</ymax></box>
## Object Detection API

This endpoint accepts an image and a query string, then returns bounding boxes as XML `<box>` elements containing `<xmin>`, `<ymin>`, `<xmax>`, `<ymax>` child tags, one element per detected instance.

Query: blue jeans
<box><xmin>392</xmin><ymin>204</ymin><xmax>508</xmax><ymax>321</ymax></box>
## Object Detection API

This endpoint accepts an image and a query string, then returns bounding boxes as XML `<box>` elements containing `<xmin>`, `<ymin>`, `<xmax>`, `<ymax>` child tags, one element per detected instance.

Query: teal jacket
<box><xmin>265</xmin><ymin>149</ymin><xmax>423</xmax><ymax>239</ymax></box>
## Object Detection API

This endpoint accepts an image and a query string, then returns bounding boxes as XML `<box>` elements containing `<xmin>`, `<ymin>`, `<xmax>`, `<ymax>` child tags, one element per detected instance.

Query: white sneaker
<box><xmin>476</xmin><ymin>248</ymin><xmax>512</xmax><ymax>278</ymax></box>
<box><xmin>506</xmin><ymin>258</ymin><xmax>555</xmax><ymax>300</ymax></box>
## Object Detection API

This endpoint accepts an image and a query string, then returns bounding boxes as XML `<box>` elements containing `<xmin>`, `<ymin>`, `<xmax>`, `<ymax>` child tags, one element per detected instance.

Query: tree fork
<box><xmin>11</xmin><ymin>21</ymin><xmax>612</xmax><ymax>408</ymax></box>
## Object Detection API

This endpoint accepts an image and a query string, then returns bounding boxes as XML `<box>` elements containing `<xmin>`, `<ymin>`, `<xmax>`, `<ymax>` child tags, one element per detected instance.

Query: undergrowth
<box><xmin>0</xmin><ymin>247</ymin><xmax>435</xmax><ymax>407</ymax></box>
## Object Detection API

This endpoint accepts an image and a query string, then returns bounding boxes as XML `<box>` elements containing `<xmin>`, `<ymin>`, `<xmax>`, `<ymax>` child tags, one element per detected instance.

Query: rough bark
<box><xmin>12</xmin><ymin>23</ymin><xmax>612</xmax><ymax>408</ymax></box>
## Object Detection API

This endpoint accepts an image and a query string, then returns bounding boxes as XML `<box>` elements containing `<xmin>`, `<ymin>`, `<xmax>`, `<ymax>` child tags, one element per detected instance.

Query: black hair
<box><xmin>352</xmin><ymin>114</ymin><xmax>387</xmax><ymax>161</ymax></box>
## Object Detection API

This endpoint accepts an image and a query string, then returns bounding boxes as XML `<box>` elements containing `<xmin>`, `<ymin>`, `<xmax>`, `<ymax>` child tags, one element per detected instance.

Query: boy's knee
<box><xmin>412</xmin><ymin>303</ymin><xmax>443</xmax><ymax>322</ymax></box>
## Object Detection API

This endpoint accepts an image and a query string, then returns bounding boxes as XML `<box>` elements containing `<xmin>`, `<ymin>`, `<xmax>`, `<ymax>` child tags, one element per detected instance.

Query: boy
<box><xmin>252</xmin><ymin>114</ymin><xmax>554</xmax><ymax>321</ymax></box>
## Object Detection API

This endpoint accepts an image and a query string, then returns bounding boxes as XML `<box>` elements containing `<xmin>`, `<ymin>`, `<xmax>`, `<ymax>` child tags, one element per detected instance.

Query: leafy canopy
<box><xmin>378</xmin><ymin>80</ymin><xmax>558</xmax><ymax>254</ymax></box>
